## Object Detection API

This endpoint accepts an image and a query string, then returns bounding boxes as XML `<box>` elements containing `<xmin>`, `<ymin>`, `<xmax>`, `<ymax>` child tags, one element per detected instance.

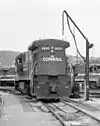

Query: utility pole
<box><xmin>84</xmin><ymin>39</ymin><xmax>89</xmax><ymax>100</ymax></box>
<box><xmin>62</xmin><ymin>10</ymin><xmax>94</xmax><ymax>100</ymax></box>
<box><xmin>84</xmin><ymin>39</ymin><xmax>94</xmax><ymax>100</ymax></box>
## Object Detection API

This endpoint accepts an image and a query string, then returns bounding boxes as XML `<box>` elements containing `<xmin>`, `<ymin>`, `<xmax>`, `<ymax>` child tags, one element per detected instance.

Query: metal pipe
<box><xmin>62</xmin><ymin>10</ymin><xmax>94</xmax><ymax>100</ymax></box>
<box><xmin>85</xmin><ymin>39</ymin><xmax>89</xmax><ymax>100</ymax></box>
<box><xmin>63</xmin><ymin>10</ymin><xmax>87</xmax><ymax>40</ymax></box>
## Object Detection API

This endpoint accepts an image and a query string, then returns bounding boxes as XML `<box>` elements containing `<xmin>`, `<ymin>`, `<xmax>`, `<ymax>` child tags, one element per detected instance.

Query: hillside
<box><xmin>0</xmin><ymin>51</ymin><xmax>20</xmax><ymax>67</ymax></box>
<box><xmin>69</xmin><ymin>56</ymin><xmax>100</xmax><ymax>65</ymax></box>
<box><xmin>0</xmin><ymin>50</ymin><xmax>100</xmax><ymax>67</ymax></box>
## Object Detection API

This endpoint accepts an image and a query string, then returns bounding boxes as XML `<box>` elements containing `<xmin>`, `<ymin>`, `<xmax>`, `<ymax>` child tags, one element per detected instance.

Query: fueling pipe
<box><xmin>62</xmin><ymin>10</ymin><xmax>94</xmax><ymax>100</ymax></box>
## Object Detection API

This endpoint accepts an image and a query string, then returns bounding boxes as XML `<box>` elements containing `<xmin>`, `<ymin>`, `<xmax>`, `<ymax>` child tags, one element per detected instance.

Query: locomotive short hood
<box><xmin>28</xmin><ymin>39</ymin><xmax>70</xmax><ymax>50</ymax></box>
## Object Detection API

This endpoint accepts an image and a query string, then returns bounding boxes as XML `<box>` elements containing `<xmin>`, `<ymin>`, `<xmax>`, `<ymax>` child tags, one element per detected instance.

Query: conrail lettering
<box><xmin>43</xmin><ymin>57</ymin><xmax>62</xmax><ymax>61</ymax></box>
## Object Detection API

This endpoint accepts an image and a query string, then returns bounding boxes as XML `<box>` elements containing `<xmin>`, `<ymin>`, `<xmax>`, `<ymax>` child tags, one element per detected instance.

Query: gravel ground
<box><xmin>71</xmin><ymin>97</ymin><xmax>100</xmax><ymax>110</ymax></box>
<box><xmin>0</xmin><ymin>92</ymin><xmax>61</xmax><ymax>126</ymax></box>
<box><xmin>1</xmin><ymin>91</ymin><xmax>100</xmax><ymax>126</ymax></box>
<box><xmin>83</xmin><ymin>98</ymin><xmax>100</xmax><ymax>108</ymax></box>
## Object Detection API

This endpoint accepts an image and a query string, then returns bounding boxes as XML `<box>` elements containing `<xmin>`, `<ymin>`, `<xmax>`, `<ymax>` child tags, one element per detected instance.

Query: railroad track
<box><xmin>43</xmin><ymin>99</ymin><xmax>100</xmax><ymax>126</ymax></box>
<box><xmin>44</xmin><ymin>103</ymin><xmax>69</xmax><ymax>126</ymax></box>
<box><xmin>43</xmin><ymin>102</ymin><xmax>85</xmax><ymax>126</ymax></box>
<box><xmin>9</xmin><ymin>90</ymin><xmax>82</xmax><ymax>125</ymax></box>
<box><xmin>61</xmin><ymin>98</ymin><xmax>100</xmax><ymax>123</ymax></box>
<box><xmin>1</xmin><ymin>87</ymin><xmax>100</xmax><ymax>125</ymax></box>
<box><xmin>62</xmin><ymin>97</ymin><xmax>100</xmax><ymax>111</ymax></box>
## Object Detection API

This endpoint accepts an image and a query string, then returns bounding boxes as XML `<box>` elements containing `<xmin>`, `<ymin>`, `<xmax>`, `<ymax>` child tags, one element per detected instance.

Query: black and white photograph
<box><xmin>0</xmin><ymin>0</ymin><xmax>100</xmax><ymax>126</ymax></box>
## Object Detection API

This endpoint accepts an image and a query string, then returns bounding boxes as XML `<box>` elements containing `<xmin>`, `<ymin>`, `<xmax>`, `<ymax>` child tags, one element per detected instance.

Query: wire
<box><xmin>66</xmin><ymin>16</ymin><xmax>85</xmax><ymax>62</ymax></box>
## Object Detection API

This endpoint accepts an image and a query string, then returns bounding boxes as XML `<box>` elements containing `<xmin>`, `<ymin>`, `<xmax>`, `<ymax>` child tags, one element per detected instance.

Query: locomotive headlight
<box><xmin>51</xmin><ymin>50</ymin><xmax>54</xmax><ymax>52</ymax></box>
<box><xmin>51</xmin><ymin>46</ymin><xmax>54</xmax><ymax>49</ymax></box>
<box><xmin>51</xmin><ymin>46</ymin><xmax>54</xmax><ymax>52</ymax></box>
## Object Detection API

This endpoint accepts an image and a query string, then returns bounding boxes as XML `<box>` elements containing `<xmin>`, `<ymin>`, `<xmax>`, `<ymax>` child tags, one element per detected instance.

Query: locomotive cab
<box><xmin>14</xmin><ymin>52</ymin><xmax>31</xmax><ymax>94</ymax></box>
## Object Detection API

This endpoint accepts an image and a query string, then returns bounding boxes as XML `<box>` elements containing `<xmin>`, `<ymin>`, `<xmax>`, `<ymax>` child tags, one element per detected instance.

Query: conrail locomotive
<box><xmin>14</xmin><ymin>39</ymin><xmax>75</xmax><ymax>100</ymax></box>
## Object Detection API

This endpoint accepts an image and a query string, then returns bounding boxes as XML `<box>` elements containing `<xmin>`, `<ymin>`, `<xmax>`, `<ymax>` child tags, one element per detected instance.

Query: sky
<box><xmin>0</xmin><ymin>0</ymin><xmax>100</xmax><ymax>57</ymax></box>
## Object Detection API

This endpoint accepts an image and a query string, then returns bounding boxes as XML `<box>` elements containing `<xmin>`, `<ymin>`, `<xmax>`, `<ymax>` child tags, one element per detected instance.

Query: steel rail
<box><xmin>62</xmin><ymin>97</ymin><xmax>100</xmax><ymax>111</ymax></box>
<box><xmin>61</xmin><ymin>98</ymin><xmax>100</xmax><ymax>123</ymax></box>
<box><xmin>51</xmin><ymin>103</ymin><xmax>67</xmax><ymax>114</ymax></box>
<box><xmin>43</xmin><ymin>103</ymin><xmax>68</xmax><ymax>126</ymax></box>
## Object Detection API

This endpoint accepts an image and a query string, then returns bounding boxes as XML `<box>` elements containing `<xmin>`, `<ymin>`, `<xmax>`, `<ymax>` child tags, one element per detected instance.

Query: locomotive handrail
<box><xmin>30</xmin><ymin>61</ymin><xmax>38</xmax><ymax>77</ymax></box>
<box><xmin>30</xmin><ymin>61</ymin><xmax>38</xmax><ymax>95</ymax></box>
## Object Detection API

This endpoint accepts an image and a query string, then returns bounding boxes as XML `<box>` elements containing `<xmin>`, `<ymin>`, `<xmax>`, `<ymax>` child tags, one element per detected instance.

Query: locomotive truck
<box><xmin>14</xmin><ymin>39</ymin><xmax>77</xmax><ymax>100</ymax></box>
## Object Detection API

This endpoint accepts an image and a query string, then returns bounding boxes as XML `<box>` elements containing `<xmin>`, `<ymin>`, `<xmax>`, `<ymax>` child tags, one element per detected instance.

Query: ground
<box><xmin>0</xmin><ymin>92</ymin><xmax>60</xmax><ymax>126</ymax></box>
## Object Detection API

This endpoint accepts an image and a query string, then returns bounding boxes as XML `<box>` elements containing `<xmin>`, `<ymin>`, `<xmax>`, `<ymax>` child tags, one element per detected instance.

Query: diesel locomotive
<box><xmin>14</xmin><ymin>39</ymin><xmax>74</xmax><ymax>100</ymax></box>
